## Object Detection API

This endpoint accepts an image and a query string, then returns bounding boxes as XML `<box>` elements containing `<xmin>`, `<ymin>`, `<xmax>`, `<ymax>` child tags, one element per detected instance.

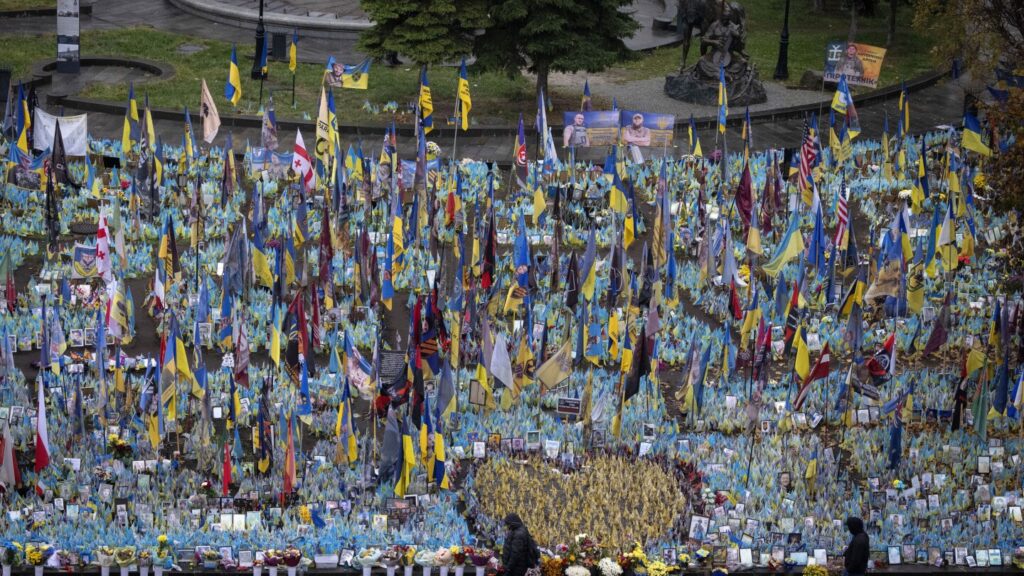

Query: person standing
<box><xmin>500</xmin><ymin>513</ymin><xmax>539</xmax><ymax>576</ymax></box>
<box><xmin>844</xmin><ymin>516</ymin><xmax>869</xmax><ymax>576</ymax></box>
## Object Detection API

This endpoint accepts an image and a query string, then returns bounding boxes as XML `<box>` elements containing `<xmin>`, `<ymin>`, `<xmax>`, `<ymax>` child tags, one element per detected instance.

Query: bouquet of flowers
<box><xmin>598</xmin><ymin>557</ymin><xmax>622</xmax><ymax>576</ymax></box>
<box><xmin>356</xmin><ymin>548</ymin><xmax>382</xmax><ymax>568</ymax></box>
<box><xmin>107</xmin><ymin>434</ymin><xmax>132</xmax><ymax>460</ymax></box>
<box><xmin>379</xmin><ymin>547</ymin><xmax>403</xmax><ymax>568</ymax></box>
<box><xmin>198</xmin><ymin>549</ymin><xmax>221</xmax><ymax>569</ymax></box>
<box><xmin>399</xmin><ymin>546</ymin><xmax>417</xmax><ymax>567</ymax></box>
<box><xmin>567</xmin><ymin>535</ymin><xmax>601</xmax><ymax>569</ymax></box>
<box><xmin>565</xmin><ymin>566</ymin><xmax>589</xmax><ymax>576</ymax></box>
<box><xmin>414</xmin><ymin>550</ymin><xmax>436</xmax><ymax>567</ymax></box>
<box><xmin>643</xmin><ymin>560</ymin><xmax>676</xmax><ymax>576</ymax></box>
<box><xmin>781</xmin><ymin>557</ymin><xmax>798</xmax><ymax>574</ymax></box>
<box><xmin>263</xmin><ymin>550</ymin><xmax>283</xmax><ymax>568</ymax></box>
<box><xmin>137</xmin><ymin>550</ymin><xmax>152</xmax><ymax>568</ymax></box>
<box><xmin>465</xmin><ymin>547</ymin><xmax>493</xmax><ymax>568</ymax></box>
<box><xmin>115</xmin><ymin>547</ymin><xmax>137</xmax><ymax>568</ymax></box>
<box><xmin>433</xmin><ymin>549</ymin><xmax>453</xmax><ymax>567</ymax></box>
<box><xmin>450</xmin><ymin>547</ymin><xmax>467</xmax><ymax>567</ymax></box>
<box><xmin>55</xmin><ymin>550</ymin><xmax>78</xmax><ymax>570</ymax></box>
<box><xmin>282</xmin><ymin>547</ymin><xmax>302</xmax><ymax>568</ymax></box>
<box><xmin>540</xmin><ymin>556</ymin><xmax>566</xmax><ymax>576</ymax></box>
<box><xmin>1</xmin><ymin>542</ymin><xmax>23</xmax><ymax>567</ymax></box>
<box><xmin>25</xmin><ymin>544</ymin><xmax>53</xmax><ymax>567</ymax></box>
<box><xmin>801</xmin><ymin>566</ymin><xmax>828</xmax><ymax>576</ymax></box>
<box><xmin>94</xmin><ymin>547</ymin><xmax>117</xmax><ymax>567</ymax></box>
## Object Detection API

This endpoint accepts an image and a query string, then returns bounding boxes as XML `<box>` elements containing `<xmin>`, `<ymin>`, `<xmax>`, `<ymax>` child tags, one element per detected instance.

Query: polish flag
<box><xmin>291</xmin><ymin>129</ymin><xmax>314</xmax><ymax>191</ymax></box>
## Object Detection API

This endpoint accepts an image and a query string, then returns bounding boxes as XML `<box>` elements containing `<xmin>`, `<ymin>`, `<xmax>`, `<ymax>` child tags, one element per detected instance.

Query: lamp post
<box><xmin>251</xmin><ymin>0</ymin><xmax>266</xmax><ymax>80</ymax></box>
<box><xmin>773</xmin><ymin>0</ymin><xmax>790</xmax><ymax>80</ymax></box>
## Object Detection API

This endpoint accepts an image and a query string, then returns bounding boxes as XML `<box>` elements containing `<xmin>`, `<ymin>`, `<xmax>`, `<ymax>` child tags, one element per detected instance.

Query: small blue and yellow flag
<box><xmin>581</xmin><ymin>79</ymin><xmax>592</xmax><ymax>111</ymax></box>
<box><xmin>225</xmin><ymin>44</ymin><xmax>242</xmax><ymax>106</ymax></box>
<box><xmin>288</xmin><ymin>29</ymin><xmax>298</xmax><ymax>73</ymax></box>
<box><xmin>419</xmin><ymin>66</ymin><xmax>433</xmax><ymax>133</ymax></box>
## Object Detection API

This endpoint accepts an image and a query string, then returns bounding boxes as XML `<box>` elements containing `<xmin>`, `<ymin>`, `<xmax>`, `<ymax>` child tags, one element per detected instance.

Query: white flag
<box><xmin>200</xmin><ymin>79</ymin><xmax>221</xmax><ymax>144</ymax></box>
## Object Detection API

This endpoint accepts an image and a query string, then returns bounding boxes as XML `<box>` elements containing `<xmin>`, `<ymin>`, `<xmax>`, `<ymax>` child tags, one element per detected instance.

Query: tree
<box><xmin>472</xmin><ymin>0</ymin><xmax>638</xmax><ymax>101</ymax></box>
<box><xmin>359</xmin><ymin>0</ymin><xmax>488</xmax><ymax>66</ymax></box>
<box><xmin>913</xmin><ymin>0</ymin><xmax>1024</xmax><ymax>77</ymax></box>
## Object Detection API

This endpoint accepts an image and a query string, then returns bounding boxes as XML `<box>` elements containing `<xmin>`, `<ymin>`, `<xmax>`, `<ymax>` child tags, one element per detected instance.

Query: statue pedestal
<box><xmin>665</xmin><ymin>63</ymin><xmax>767</xmax><ymax>106</ymax></box>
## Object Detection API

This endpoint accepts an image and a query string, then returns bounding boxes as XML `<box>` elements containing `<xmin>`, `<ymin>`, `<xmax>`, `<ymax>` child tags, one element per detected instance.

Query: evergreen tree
<box><xmin>359</xmin><ymin>0</ymin><xmax>488</xmax><ymax>66</ymax></box>
<box><xmin>473</xmin><ymin>0</ymin><xmax>638</xmax><ymax>99</ymax></box>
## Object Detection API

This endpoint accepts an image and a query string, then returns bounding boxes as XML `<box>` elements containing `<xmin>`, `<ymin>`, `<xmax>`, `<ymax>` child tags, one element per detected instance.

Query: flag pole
<box><xmin>292</xmin><ymin>71</ymin><xmax>297</xmax><ymax>108</ymax></box>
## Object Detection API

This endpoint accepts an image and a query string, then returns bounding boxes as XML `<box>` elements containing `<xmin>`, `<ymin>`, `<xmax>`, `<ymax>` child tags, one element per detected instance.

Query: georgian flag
<box><xmin>96</xmin><ymin>211</ymin><xmax>112</xmax><ymax>283</ymax></box>
<box><xmin>291</xmin><ymin>128</ymin><xmax>314</xmax><ymax>191</ymax></box>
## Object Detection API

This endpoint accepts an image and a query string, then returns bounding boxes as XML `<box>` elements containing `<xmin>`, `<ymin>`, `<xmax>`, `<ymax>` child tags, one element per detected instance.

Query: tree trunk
<box><xmin>535</xmin><ymin>63</ymin><xmax>549</xmax><ymax>108</ymax></box>
<box><xmin>848</xmin><ymin>0</ymin><xmax>857</xmax><ymax>42</ymax></box>
<box><xmin>887</xmin><ymin>0</ymin><xmax>897</xmax><ymax>46</ymax></box>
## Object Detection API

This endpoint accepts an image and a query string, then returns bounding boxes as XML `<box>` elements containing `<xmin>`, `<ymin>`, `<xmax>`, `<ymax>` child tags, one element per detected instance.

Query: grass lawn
<box><xmin>0</xmin><ymin>0</ymin><xmax>54</xmax><ymax>11</ymax></box>
<box><xmin>2</xmin><ymin>27</ymin><xmax>534</xmax><ymax>123</ymax></box>
<box><xmin>614</xmin><ymin>0</ymin><xmax>935</xmax><ymax>90</ymax></box>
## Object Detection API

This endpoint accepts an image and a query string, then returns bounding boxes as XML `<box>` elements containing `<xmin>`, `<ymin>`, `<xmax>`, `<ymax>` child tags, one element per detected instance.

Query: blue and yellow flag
<box><xmin>225</xmin><ymin>44</ymin><xmax>242</xmax><ymax>106</ymax></box>
<box><xmin>289</xmin><ymin>29</ymin><xmax>298</xmax><ymax>73</ymax></box>
<box><xmin>457</xmin><ymin>57</ymin><xmax>472</xmax><ymax>130</ymax></box>
<box><xmin>419</xmin><ymin>66</ymin><xmax>433</xmax><ymax>133</ymax></box>
<box><xmin>121</xmin><ymin>82</ymin><xmax>139</xmax><ymax>154</ymax></box>
<box><xmin>342</xmin><ymin>58</ymin><xmax>371</xmax><ymax>90</ymax></box>
<box><xmin>962</xmin><ymin>113</ymin><xmax>991</xmax><ymax>156</ymax></box>
<box><xmin>717</xmin><ymin>66</ymin><xmax>728</xmax><ymax>134</ymax></box>
<box><xmin>581</xmin><ymin>79</ymin><xmax>592</xmax><ymax>111</ymax></box>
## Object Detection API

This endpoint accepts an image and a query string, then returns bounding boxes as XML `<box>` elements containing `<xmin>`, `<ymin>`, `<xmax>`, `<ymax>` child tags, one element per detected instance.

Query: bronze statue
<box><xmin>664</xmin><ymin>0</ymin><xmax>766</xmax><ymax>105</ymax></box>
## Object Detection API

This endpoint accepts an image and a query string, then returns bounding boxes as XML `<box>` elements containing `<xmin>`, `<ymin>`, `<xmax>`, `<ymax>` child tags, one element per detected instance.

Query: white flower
<box><xmin>566</xmin><ymin>565</ymin><xmax>590</xmax><ymax>576</ymax></box>
<box><xmin>598</xmin><ymin>558</ymin><xmax>623</xmax><ymax>576</ymax></box>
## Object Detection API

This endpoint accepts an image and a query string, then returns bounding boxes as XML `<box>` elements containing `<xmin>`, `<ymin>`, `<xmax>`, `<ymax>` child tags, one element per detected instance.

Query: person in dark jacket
<box><xmin>500</xmin><ymin>513</ymin><xmax>538</xmax><ymax>576</ymax></box>
<box><xmin>844</xmin><ymin>516</ymin><xmax>870</xmax><ymax>576</ymax></box>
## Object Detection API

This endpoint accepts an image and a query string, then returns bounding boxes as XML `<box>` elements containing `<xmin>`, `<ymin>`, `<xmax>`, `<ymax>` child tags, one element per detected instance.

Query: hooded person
<box><xmin>500</xmin><ymin>513</ymin><xmax>540</xmax><ymax>576</ymax></box>
<box><xmin>844</xmin><ymin>516</ymin><xmax>869</xmax><ymax>576</ymax></box>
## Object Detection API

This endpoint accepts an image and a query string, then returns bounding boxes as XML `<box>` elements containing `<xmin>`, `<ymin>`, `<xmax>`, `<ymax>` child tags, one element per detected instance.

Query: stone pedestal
<box><xmin>665</xmin><ymin>63</ymin><xmax>767</xmax><ymax>106</ymax></box>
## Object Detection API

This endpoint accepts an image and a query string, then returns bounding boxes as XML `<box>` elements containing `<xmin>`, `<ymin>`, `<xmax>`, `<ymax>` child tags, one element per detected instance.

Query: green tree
<box><xmin>473</xmin><ymin>0</ymin><xmax>638</xmax><ymax>100</ymax></box>
<box><xmin>359</xmin><ymin>0</ymin><xmax>488</xmax><ymax>66</ymax></box>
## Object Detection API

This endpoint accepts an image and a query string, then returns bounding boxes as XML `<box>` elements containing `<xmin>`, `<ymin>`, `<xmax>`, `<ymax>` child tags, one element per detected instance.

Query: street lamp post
<box><xmin>251</xmin><ymin>0</ymin><xmax>266</xmax><ymax>80</ymax></box>
<box><xmin>773</xmin><ymin>0</ymin><xmax>791</xmax><ymax>80</ymax></box>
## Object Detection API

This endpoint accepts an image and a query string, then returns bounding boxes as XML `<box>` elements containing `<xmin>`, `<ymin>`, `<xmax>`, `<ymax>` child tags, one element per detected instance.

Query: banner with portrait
<box><xmin>71</xmin><ymin>243</ymin><xmax>97</xmax><ymax>279</ymax></box>
<box><xmin>823</xmin><ymin>41</ymin><xmax>886</xmax><ymax>88</ymax></box>
<box><xmin>561</xmin><ymin>111</ymin><xmax>619</xmax><ymax>147</ymax></box>
<box><xmin>618</xmin><ymin>111</ymin><xmax>676</xmax><ymax>147</ymax></box>
<box><xmin>249</xmin><ymin>147</ymin><xmax>295</xmax><ymax>179</ymax></box>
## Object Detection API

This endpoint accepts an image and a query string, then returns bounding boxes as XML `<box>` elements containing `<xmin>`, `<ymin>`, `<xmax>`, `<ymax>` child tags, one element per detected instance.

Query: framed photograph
<box><xmin>688</xmin><ymin>515</ymin><xmax>710</xmax><ymax>540</ymax></box>
<box><xmin>469</xmin><ymin>380</ymin><xmax>486</xmax><ymax>406</ymax></box>
<box><xmin>69</xmin><ymin>329</ymin><xmax>84</xmax><ymax>348</ymax></box>
<box><xmin>927</xmin><ymin>547</ymin><xmax>942</xmax><ymax>565</ymax></box>
<box><xmin>955</xmin><ymin>547</ymin><xmax>968</xmax><ymax>565</ymax></box>
<box><xmin>487</xmin><ymin>433</ymin><xmax>502</xmax><ymax>451</ymax></box>
<box><xmin>978</xmin><ymin>455</ymin><xmax>990</xmax><ymax>474</ymax></box>
<box><xmin>976</xmin><ymin>549</ymin><xmax>989</xmax><ymax>567</ymax></box>
<box><xmin>500</xmin><ymin>439</ymin><xmax>512</xmax><ymax>453</ymax></box>
<box><xmin>511</xmin><ymin>437</ymin><xmax>525</xmax><ymax>451</ymax></box>
<box><xmin>779</xmin><ymin>472</ymin><xmax>792</xmax><ymax>491</ymax></box>
<box><xmin>526</xmin><ymin>430</ymin><xmax>540</xmax><ymax>450</ymax></box>
<box><xmin>642</xmin><ymin>423</ymin><xmax>656</xmax><ymax>440</ymax></box>
<box><xmin>662</xmin><ymin>547</ymin><xmax>676</xmax><ymax>564</ymax></box>
<box><xmin>591</xmin><ymin>429</ymin><xmax>606</xmax><ymax>448</ymax></box>
<box><xmin>989</xmin><ymin>549</ymin><xmax>1002</xmax><ymax>566</ymax></box>
<box><xmin>902</xmin><ymin>545</ymin><xmax>915</xmax><ymax>564</ymax></box>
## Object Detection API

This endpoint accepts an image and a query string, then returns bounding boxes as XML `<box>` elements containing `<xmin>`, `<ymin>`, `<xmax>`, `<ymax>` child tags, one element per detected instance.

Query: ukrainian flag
<box><xmin>334</xmin><ymin>379</ymin><xmax>358</xmax><ymax>463</ymax></box>
<box><xmin>457</xmin><ymin>57</ymin><xmax>472</xmax><ymax>130</ymax></box>
<box><xmin>225</xmin><ymin>44</ymin><xmax>242</xmax><ymax>106</ymax></box>
<box><xmin>609</xmin><ymin>168</ymin><xmax>629</xmax><ymax>213</ymax></box>
<box><xmin>717</xmin><ymin>66</ymin><xmax>728</xmax><ymax>134</ymax></box>
<box><xmin>419</xmin><ymin>66</ymin><xmax>433</xmax><ymax>133</ymax></box>
<box><xmin>288</xmin><ymin>29</ymin><xmax>298</xmax><ymax>73</ymax></box>
<box><xmin>342</xmin><ymin>58</ymin><xmax>371</xmax><ymax>90</ymax></box>
<box><xmin>251</xmin><ymin>224</ymin><xmax>274</xmax><ymax>287</ymax></box>
<box><xmin>962</xmin><ymin>113</ymin><xmax>991</xmax><ymax>156</ymax></box>
<box><xmin>121</xmin><ymin>82</ymin><xmax>138</xmax><ymax>154</ymax></box>
<box><xmin>762</xmin><ymin>211</ymin><xmax>805</xmax><ymax>277</ymax></box>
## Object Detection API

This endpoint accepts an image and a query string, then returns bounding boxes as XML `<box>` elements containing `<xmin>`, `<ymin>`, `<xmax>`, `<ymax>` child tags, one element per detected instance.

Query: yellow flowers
<box><xmin>475</xmin><ymin>457</ymin><xmax>685</xmax><ymax>546</ymax></box>
<box><xmin>25</xmin><ymin>544</ymin><xmax>52</xmax><ymax>566</ymax></box>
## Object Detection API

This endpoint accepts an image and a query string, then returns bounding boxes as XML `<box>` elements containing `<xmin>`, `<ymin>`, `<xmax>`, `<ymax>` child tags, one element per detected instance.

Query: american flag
<box><xmin>799</xmin><ymin>120</ymin><xmax>815</xmax><ymax>192</ymax></box>
<box><xmin>834</xmin><ymin>178</ymin><xmax>849</xmax><ymax>249</ymax></box>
